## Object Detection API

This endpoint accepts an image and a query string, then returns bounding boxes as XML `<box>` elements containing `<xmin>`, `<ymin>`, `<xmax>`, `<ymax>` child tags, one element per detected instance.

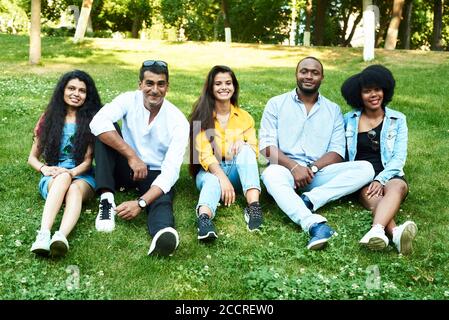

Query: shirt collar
<box><xmin>213</xmin><ymin>104</ymin><xmax>239</xmax><ymax>118</ymax></box>
<box><xmin>291</xmin><ymin>89</ymin><xmax>322</xmax><ymax>104</ymax></box>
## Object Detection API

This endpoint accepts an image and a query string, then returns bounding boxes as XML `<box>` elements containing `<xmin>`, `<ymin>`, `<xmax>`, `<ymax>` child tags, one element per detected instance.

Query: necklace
<box><xmin>361</xmin><ymin>112</ymin><xmax>384</xmax><ymax>131</ymax></box>
<box><xmin>216</xmin><ymin>112</ymin><xmax>230</xmax><ymax>127</ymax></box>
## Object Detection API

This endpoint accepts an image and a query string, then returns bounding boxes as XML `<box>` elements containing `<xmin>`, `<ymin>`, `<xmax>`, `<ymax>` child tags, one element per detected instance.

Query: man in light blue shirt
<box><xmin>90</xmin><ymin>60</ymin><xmax>189</xmax><ymax>257</ymax></box>
<box><xmin>260</xmin><ymin>57</ymin><xmax>374</xmax><ymax>250</ymax></box>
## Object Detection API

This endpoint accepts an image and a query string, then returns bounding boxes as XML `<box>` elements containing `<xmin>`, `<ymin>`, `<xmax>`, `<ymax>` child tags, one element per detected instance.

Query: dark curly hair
<box><xmin>341</xmin><ymin>64</ymin><xmax>395</xmax><ymax>110</ymax></box>
<box><xmin>37</xmin><ymin>70</ymin><xmax>102</xmax><ymax>166</ymax></box>
<box><xmin>188</xmin><ymin>65</ymin><xmax>240</xmax><ymax>177</ymax></box>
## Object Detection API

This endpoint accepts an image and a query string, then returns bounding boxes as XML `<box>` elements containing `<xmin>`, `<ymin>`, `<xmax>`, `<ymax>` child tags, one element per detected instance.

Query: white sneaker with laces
<box><xmin>392</xmin><ymin>221</ymin><xmax>417</xmax><ymax>255</ymax></box>
<box><xmin>50</xmin><ymin>231</ymin><xmax>69</xmax><ymax>257</ymax></box>
<box><xmin>359</xmin><ymin>224</ymin><xmax>389</xmax><ymax>250</ymax></box>
<box><xmin>30</xmin><ymin>229</ymin><xmax>51</xmax><ymax>256</ymax></box>
<box><xmin>148</xmin><ymin>227</ymin><xmax>179</xmax><ymax>257</ymax></box>
<box><xmin>95</xmin><ymin>198</ymin><xmax>116</xmax><ymax>232</ymax></box>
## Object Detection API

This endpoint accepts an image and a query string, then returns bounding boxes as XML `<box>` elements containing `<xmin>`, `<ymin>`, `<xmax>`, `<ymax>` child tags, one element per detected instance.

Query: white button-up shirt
<box><xmin>90</xmin><ymin>90</ymin><xmax>189</xmax><ymax>193</ymax></box>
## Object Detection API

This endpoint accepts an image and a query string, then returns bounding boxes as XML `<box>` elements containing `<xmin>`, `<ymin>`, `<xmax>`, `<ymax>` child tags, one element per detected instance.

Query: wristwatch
<box><xmin>137</xmin><ymin>197</ymin><xmax>147</xmax><ymax>209</ymax></box>
<box><xmin>308</xmin><ymin>163</ymin><xmax>319</xmax><ymax>174</ymax></box>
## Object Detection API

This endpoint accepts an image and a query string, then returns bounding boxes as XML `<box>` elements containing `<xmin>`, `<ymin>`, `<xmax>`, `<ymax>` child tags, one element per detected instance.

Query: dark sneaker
<box><xmin>244</xmin><ymin>202</ymin><xmax>263</xmax><ymax>232</ymax></box>
<box><xmin>95</xmin><ymin>199</ymin><xmax>116</xmax><ymax>232</ymax></box>
<box><xmin>197</xmin><ymin>214</ymin><xmax>218</xmax><ymax>241</ymax></box>
<box><xmin>148</xmin><ymin>227</ymin><xmax>179</xmax><ymax>257</ymax></box>
<box><xmin>307</xmin><ymin>222</ymin><xmax>335</xmax><ymax>250</ymax></box>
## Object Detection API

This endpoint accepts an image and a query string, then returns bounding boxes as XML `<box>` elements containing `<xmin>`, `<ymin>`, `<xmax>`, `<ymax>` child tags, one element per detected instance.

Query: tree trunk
<box><xmin>402</xmin><ymin>0</ymin><xmax>412</xmax><ymax>49</ymax></box>
<box><xmin>384</xmin><ymin>0</ymin><xmax>405</xmax><ymax>50</ymax></box>
<box><xmin>131</xmin><ymin>17</ymin><xmax>141</xmax><ymax>38</ymax></box>
<box><xmin>73</xmin><ymin>0</ymin><xmax>93</xmax><ymax>43</ymax></box>
<box><xmin>363</xmin><ymin>0</ymin><xmax>375</xmax><ymax>61</ymax></box>
<box><xmin>289</xmin><ymin>0</ymin><xmax>297</xmax><ymax>45</ymax></box>
<box><xmin>304</xmin><ymin>0</ymin><xmax>312</xmax><ymax>46</ymax></box>
<box><xmin>343</xmin><ymin>12</ymin><xmax>362</xmax><ymax>47</ymax></box>
<box><xmin>314</xmin><ymin>0</ymin><xmax>326</xmax><ymax>46</ymax></box>
<box><xmin>221</xmin><ymin>0</ymin><xmax>231</xmax><ymax>43</ymax></box>
<box><xmin>29</xmin><ymin>0</ymin><xmax>41</xmax><ymax>65</ymax></box>
<box><xmin>432</xmin><ymin>0</ymin><xmax>443</xmax><ymax>51</ymax></box>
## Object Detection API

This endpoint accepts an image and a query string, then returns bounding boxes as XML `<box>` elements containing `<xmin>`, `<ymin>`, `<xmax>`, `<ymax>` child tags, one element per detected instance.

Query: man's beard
<box><xmin>297</xmin><ymin>81</ymin><xmax>321</xmax><ymax>95</ymax></box>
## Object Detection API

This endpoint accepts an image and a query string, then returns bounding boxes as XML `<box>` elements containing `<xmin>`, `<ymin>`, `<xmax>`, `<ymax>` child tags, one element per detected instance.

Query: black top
<box><xmin>355</xmin><ymin>121</ymin><xmax>384</xmax><ymax>176</ymax></box>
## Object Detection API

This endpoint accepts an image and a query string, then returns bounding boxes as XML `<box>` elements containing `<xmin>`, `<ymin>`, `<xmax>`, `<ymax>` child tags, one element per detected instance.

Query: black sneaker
<box><xmin>197</xmin><ymin>214</ymin><xmax>218</xmax><ymax>241</ymax></box>
<box><xmin>148</xmin><ymin>227</ymin><xmax>179</xmax><ymax>256</ymax></box>
<box><xmin>244</xmin><ymin>202</ymin><xmax>263</xmax><ymax>232</ymax></box>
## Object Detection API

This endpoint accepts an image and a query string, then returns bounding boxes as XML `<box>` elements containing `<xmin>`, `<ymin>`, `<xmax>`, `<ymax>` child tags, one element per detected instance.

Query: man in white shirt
<box><xmin>89</xmin><ymin>60</ymin><xmax>189</xmax><ymax>256</ymax></box>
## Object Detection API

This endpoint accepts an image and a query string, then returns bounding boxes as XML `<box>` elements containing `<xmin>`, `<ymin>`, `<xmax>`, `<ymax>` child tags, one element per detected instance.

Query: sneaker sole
<box><xmin>95</xmin><ymin>220</ymin><xmax>115</xmax><ymax>233</ymax></box>
<box><xmin>400</xmin><ymin>222</ymin><xmax>417</xmax><ymax>255</ymax></box>
<box><xmin>307</xmin><ymin>238</ymin><xmax>329</xmax><ymax>250</ymax></box>
<box><xmin>198</xmin><ymin>231</ymin><xmax>218</xmax><ymax>241</ymax></box>
<box><xmin>50</xmin><ymin>241</ymin><xmax>68</xmax><ymax>257</ymax></box>
<box><xmin>366</xmin><ymin>237</ymin><xmax>388</xmax><ymax>251</ymax></box>
<box><xmin>247</xmin><ymin>225</ymin><xmax>261</xmax><ymax>232</ymax></box>
<box><xmin>149</xmin><ymin>232</ymin><xmax>177</xmax><ymax>256</ymax></box>
<box><xmin>31</xmin><ymin>248</ymin><xmax>49</xmax><ymax>257</ymax></box>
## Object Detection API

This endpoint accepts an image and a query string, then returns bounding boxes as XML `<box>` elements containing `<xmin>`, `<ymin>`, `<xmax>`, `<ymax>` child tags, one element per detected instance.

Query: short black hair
<box><xmin>296</xmin><ymin>56</ymin><xmax>324</xmax><ymax>75</ymax></box>
<box><xmin>341</xmin><ymin>64</ymin><xmax>395</xmax><ymax>110</ymax></box>
<box><xmin>139</xmin><ymin>62</ymin><xmax>169</xmax><ymax>82</ymax></box>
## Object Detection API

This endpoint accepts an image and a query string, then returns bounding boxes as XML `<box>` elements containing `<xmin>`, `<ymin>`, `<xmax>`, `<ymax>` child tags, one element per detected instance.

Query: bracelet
<box><xmin>290</xmin><ymin>163</ymin><xmax>299</xmax><ymax>173</ymax></box>
<box><xmin>39</xmin><ymin>164</ymin><xmax>46</xmax><ymax>173</ymax></box>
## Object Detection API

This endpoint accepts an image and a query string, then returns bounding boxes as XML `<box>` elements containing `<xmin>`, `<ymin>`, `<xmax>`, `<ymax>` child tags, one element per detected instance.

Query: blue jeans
<box><xmin>261</xmin><ymin>160</ymin><xmax>374</xmax><ymax>233</ymax></box>
<box><xmin>195</xmin><ymin>145</ymin><xmax>261</xmax><ymax>218</ymax></box>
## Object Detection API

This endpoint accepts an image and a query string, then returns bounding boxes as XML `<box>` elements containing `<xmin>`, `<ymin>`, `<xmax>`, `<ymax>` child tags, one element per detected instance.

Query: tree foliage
<box><xmin>5</xmin><ymin>0</ymin><xmax>448</xmax><ymax>50</ymax></box>
<box><xmin>160</xmin><ymin>0</ymin><xmax>291</xmax><ymax>43</ymax></box>
<box><xmin>0</xmin><ymin>0</ymin><xmax>29</xmax><ymax>33</ymax></box>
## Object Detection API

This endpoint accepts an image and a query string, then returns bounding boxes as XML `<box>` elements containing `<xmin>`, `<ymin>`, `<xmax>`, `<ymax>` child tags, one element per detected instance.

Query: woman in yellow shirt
<box><xmin>189</xmin><ymin>65</ymin><xmax>263</xmax><ymax>241</ymax></box>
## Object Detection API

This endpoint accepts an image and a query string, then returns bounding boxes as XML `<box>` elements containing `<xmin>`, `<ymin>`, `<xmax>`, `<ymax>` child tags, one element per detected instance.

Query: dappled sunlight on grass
<box><xmin>1</xmin><ymin>34</ymin><xmax>449</xmax><ymax>300</ymax></box>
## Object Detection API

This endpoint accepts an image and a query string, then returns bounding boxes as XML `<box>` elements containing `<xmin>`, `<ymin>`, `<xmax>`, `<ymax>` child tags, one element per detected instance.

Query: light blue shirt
<box><xmin>344</xmin><ymin>107</ymin><xmax>407</xmax><ymax>185</ymax></box>
<box><xmin>259</xmin><ymin>89</ymin><xmax>345</xmax><ymax>166</ymax></box>
<box><xmin>90</xmin><ymin>90</ymin><xmax>189</xmax><ymax>193</ymax></box>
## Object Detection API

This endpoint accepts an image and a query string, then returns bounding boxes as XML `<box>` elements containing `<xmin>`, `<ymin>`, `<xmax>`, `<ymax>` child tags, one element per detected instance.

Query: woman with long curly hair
<box><xmin>189</xmin><ymin>65</ymin><xmax>263</xmax><ymax>242</ymax></box>
<box><xmin>28</xmin><ymin>70</ymin><xmax>102</xmax><ymax>257</ymax></box>
<box><xmin>341</xmin><ymin>65</ymin><xmax>417</xmax><ymax>254</ymax></box>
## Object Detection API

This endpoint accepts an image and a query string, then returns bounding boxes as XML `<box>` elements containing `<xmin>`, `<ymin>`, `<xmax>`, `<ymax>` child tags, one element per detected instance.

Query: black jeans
<box><xmin>94</xmin><ymin>124</ymin><xmax>175</xmax><ymax>237</ymax></box>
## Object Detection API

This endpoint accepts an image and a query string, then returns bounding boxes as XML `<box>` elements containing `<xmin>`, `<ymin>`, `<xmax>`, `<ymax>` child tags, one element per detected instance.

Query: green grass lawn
<box><xmin>1</xmin><ymin>34</ymin><xmax>449</xmax><ymax>300</ymax></box>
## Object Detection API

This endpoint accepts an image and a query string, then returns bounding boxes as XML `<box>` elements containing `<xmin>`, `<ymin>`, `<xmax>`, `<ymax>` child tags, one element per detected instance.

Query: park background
<box><xmin>1</xmin><ymin>0</ymin><xmax>449</xmax><ymax>300</ymax></box>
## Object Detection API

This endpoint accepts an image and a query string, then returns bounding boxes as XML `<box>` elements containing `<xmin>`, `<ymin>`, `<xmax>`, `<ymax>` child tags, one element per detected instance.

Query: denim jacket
<box><xmin>344</xmin><ymin>107</ymin><xmax>408</xmax><ymax>185</ymax></box>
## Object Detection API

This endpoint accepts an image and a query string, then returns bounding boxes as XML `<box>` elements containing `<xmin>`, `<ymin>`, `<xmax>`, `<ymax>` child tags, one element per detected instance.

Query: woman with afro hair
<box><xmin>28</xmin><ymin>70</ymin><xmax>102</xmax><ymax>257</ymax></box>
<box><xmin>341</xmin><ymin>65</ymin><xmax>417</xmax><ymax>255</ymax></box>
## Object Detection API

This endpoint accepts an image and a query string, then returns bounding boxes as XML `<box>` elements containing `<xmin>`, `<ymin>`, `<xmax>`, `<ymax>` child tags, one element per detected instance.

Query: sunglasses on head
<box><xmin>142</xmin><ymin>60</ymin><xmax>168</xmax><ymax>68</ymax></box>
<box><xmin>367</xmin><ymin>129</ymin><xmax>380</xmax><ymax>152</ymax></box>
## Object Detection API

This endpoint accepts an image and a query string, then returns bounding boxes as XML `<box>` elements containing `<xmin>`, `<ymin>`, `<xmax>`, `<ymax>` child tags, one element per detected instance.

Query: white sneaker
<box><xmin>50</xmin><ymin>231</ymin><xmax>69</xmax><ymax>257</ymax></box>
<box><xmin>30</xmin><ymin>229</ymin><xmax>51</xmax><ymax>256</ymax></box>
<box><xmin>95</xmin><ymin>199</ymin><xmax>116</xmax><ymax>232</ymax></box>
<box><xmin>359</xmin><ymin>224</ymin><xmax>389</xmax><ymax>251</ymax></box>
<box><xmin>393</xmin><ymin>221</ymin><xmax>417</xmax><ymax>255</ymax></box>
<box><xmin>148</xmin><ymin>227</ymin><xmax>179</xmax><ymax>257</ymax></box>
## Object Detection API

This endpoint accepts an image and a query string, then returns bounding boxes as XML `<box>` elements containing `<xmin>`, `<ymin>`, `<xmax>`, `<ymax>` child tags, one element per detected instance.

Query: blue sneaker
<box><xmin>300</xmin><ymin>194</ymin><xmax>314</xmax><ymax>211</ymax></box>
<box><xmin>307</xmin><ymin>222</ymin><xmax>335</xmax><ymax>250</ymax></box>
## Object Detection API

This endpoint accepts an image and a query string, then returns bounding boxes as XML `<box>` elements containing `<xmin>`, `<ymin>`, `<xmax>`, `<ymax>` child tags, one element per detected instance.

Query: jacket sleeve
<box><xmin>375</xmin><ymin>116</ymin><xmax>408</xmax><ymax>185</ymax></box>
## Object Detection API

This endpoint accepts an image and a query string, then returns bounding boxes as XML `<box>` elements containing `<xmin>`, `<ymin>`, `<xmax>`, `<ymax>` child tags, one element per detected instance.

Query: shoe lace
<box><xmin>247</xmin><ymin>204</ymin><xmax>262</xmax><ymax>220</ymax></box>
<box><xmin>199</xmin><ymin>214</ymin><xmax>212</xmax><ymax>228</ymax></box>
<box><xmin>99</xmin><ymin>199</ymin><xmax>112</xmax><ymax>220</ymax></box>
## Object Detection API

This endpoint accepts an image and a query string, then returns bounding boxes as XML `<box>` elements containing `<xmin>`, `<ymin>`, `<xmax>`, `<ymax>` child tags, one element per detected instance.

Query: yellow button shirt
<box><xmin>194</xmin><ymin>105</ymin><xmax>258</xmax><ymax>171</ymax></box>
